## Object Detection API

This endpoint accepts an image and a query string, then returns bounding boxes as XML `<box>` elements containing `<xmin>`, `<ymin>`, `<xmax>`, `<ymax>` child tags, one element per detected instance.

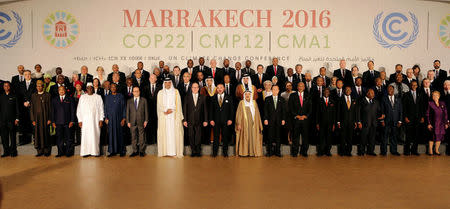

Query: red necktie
<box><xmin>299</xmin><ymin>93</ymin><xmax>303</xmax><ymax>107</ymax></box>
<box><xmin>61</xmin><ymin>97</ymin><xmax>63</xmax><ymax>102</ymax></box>
<box><xmin>274</xmin><ymin>66</ymin><xmax>277</xmax><ymax>75</ymax></box>
<box><xmin>325</xmin><ymin>98</ymin><xmax>328</xmax><ymax>106</ymax></box>
<box><xmin>213</xmin><ymin>69</ymin><xmax>215</xmax><ymax>78</ymax></box>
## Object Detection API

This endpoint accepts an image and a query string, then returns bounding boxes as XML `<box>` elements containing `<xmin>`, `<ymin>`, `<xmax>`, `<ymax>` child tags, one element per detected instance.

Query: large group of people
<box><xmin>0</xmin><ymin>58</ymin><xmax>449</xmax><ymax>158</ymax></box>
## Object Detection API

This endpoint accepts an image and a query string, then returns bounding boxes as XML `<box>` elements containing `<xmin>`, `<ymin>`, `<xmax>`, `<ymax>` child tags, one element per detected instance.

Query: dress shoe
<box><xmin>301</xmin><ymin>153</ymin><xmax>308</xmax><ymax>157</ymax></box>
<box><xmin>197</xmin><ymin>153</ymin><xmax>202</xmax><ymax>157</ymax></box>
<box><xmin>107</xmin><ymin>153</ymin><xmax>116</xmax><ymax>157</ymax></box>
<box><xmin>223</xmin><ymin>153</ymin><xmax>228</xmax><ymax>157</ymax></box>
<box><xmin>357</xmin><ymin>152</ymin><xmax>363</xmax><ymax>156</ymax></box>
<box><xmin>411</xmin><ymin>152</ymin><xmax>420</xmax><ymax>156</ymax></box>
<box><xmin>291</xmin><ymin>154</ymin><xmax>298</xmax><ymax>157</ymax></box>
<box><xmin>316</xmin><ymin>153</ymin><xmax>323</xmax><ymax>157</ymax></box>
<box><xmin>326</xmin><ymin>153</ymin><xmax>332</xmax><ymax>157</ymax></box>
<box><xmin>44</xmin><ymin>153</ymin><xmax>51</xmax><ymax>157</ymax></box>
<box><xmin>434</xmin><ymin>152</ymin><xmax>441</xmax><ymax>156</ymax></box>
<box><xmin>1</xmin><ymin>153</ymin><xmax>10</xmax><ymax>158</ymax></box>
<box><xmin>66</xmin><ymin>153</ymin><xmax>74</xmax><ymax>157</ymax></box>
<box><xmin>426</xmin><ymin>153</ymin><xmax>433</xmax><ymax>156</ymax></box>
<box><xmin>345</xmin><ymin>153</ymin><xmax>352</xmax><ymax>157</ymax></box>
<box><xmin>120</xmin><ymin>153</ymin><xmax>126</xmax><ymax>157</ymax></box>
<box><xmin>265</xmin><ymin>153</ymin><xmax>272</xmax><ymax>157</ymax></box>
<box><xmin>55</xmin><ymin>154</ymin><xmax>63</xmax><ymax>158</ymax></box>
<box><xmin>82</xmin><ymin>155</ymin><xmax>90</xmax><ymax>158</ymax></box>
<box><xmin>139</xmin><ymin>152</ymin><xmax>146</xmax><ymax>157</ymax></box>
<box><xmin>403</xmin><ymin>153</ymin><xmax>410</xmax><ymax>156</ymax></box>
<box><xmin>35</xmin><ymin>153</ymin><xmax>44</xmax><ymax>157</ymax></box>
<box><xmin>380</xmin><ymin>153</ymin><xmax>387</xmax><ymax>156</ymax></box>
<box><xmin>391</xmin><ymin>152</ymin><xmax>401</xmax><ymax>156</ymax></box>
<box><xmin>10</xmin><ymin>152</ymin><xmax>17</xmax><ymax>157</ymax></box>
<box><xmin>129</xmin><ymin>152</ymin><xmax>139</xmax><ymax>157</ymax></box>
<box><xmin>367</xmin><ymin>152</ymin><xmax>377</xmax><ymax>156</ymax></box>
<box><xmin>191</xmin><ymin>153</ymin><xmax>196</xmax><ymax>157</ymax></box>
<box><xmin>275</xmin><ymin>153</ymin><xmax>282</xmax><ymax>157</ymax></box>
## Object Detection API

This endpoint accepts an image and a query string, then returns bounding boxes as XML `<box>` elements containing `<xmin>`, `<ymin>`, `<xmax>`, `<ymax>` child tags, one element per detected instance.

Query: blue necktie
<box><xmin>134</xmin><ymin>98</ymin><xmax>138</xmax><ymax>110</ymax></box>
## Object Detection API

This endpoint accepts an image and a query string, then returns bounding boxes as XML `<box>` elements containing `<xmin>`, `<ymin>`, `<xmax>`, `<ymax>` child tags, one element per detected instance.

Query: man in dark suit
<box><xmin>432</xmin><ymin>60</ymin><xmax>447</xmax><ymax>93</ymax></box>
<box><xmin>337</xmin><ymin>86</ymin><xmax>359</xmax><ymax>156</ymax></box>
<box><xmin>51</xmin><ymin>86</ymin><xmax>75</xmax><ymax>157</ymax></box>
<box><xmin>131</xmin><ymin>69</ymin><xmax>148</xmax><ymax>88</ymax></box>
<box><xmin>388</xmin><ymin>64</ymin><xmax>407</xmax><ymax>84</ymax></box>
<box><xmin>316</xmin><ymin>88</ymin><xmax>336</xmax><ymax>156</ymax></box>
<box><xmin>372</xmin><ymin>78</ymin><xmax>387</xmax><ymax>102</ymax></box>
<box><xmin>78</xmin><ymin>65</ymin><xmax>93</xmax><ymax>87</ymax></box>
<box><xmin>263</xmin><ymin>85</ymin><xmax>286</xmax><ymax>157</ymax></box>
<box><xmin>313</xmin><ymin>67</ymin><xmax>331</xmax><ymax>88</ymax></box>
<box><xmin>222</xmin><ymin>59</ymin><xmax>235</xmax><ymax>81</ymax></box>
<box><xmin>123</xmin><ymin>78</ymin><xmax>135</xmax><ymax>102</ymax></box>
<box><xmin>143</xmin><ymin>74</ymin><xmax>161</xmax><ymax>144</ymax></box>
<box><xmin>51</xmin><ymin>67</ymin><xmax>70</xmax><ymax>87</ymax></box>
<box><xmin>402</xmin><ymin>81</ymin><xmax>424</xmax><ymax>155</ymax></box>
<box><xmin>404</xmin><ymin>68</ymin><xmax>417</xmax><ymax>88</ymax></box>
<box><xmin>17</xmin><ymin>70</ymin><xmax>35</xmax><ymax>145</ymax></box>
<box><xmin>251</xmin><ymin>64</ymin><xmax>269</xmax><ymax>92</ymax></box>
<box><xmin>209</xmin><ymin>84</ymin><xmax>234</xmax><ymax>157</ymax></box>
<box><xmin>171</xmin><ymin>66</ymin><xmax>183</xmax><ymax>88</ymax></box>
<box><xmin>107</xmin><ymin>64</ymin><xmax>126</xmax><ymax>84</ymax></box>
<box><xmin>207</xmin><ymin>59</ymin><xmax>224</xmax><ymax>85</ymax></box>
<box><xmin>131</xmin><ymin>61</ymin><xmax>151</xmax><ymax>81</ymax></box>
<box><xmin>331</xmin><ymin>79</ymin><xmax>345</xmax><ymax>102</ymax></box>
<box><xmin>126</xmin><ymin>87</ymin><xmax>149</xmax><ymax>157</ymax></box>
<box><xmin>181</xmin><ymin>59</ymin><xmax>195</xmax><ymax>82</ymax></box>
<box><xmin>50</xmin><ymin>74</ymin><xmax>72</xmax><ymax>99</ymax></box>
<box><xmin>11</xmin><ymin>65</ymin><xmax>25</xmax><ymax>90</ymax></box>
<box><xmin>0</xmin><ymin>82</ymin><xmax>20</xmax><ymax>157</ymax></box>
<box><xmin>293</xmin><ymin>64</ymin><xmax>305</xmax><ymax>88</ymax></box>
<box><xmin>178</xmin><ymin>72</ymin><xmax>192</xmax><ymax>105</ymax></box>
<box><xmin>242</xmin><ymin>60</ymin><xmax>255</xmax><ymax>75</ymax></box>
<box><xmin>289</xmin><ymin>82</ymin><xmax>312</xmax><ymax>157</ymax></box>
<box><xmin>265</xmin><ymin>58</ymin><xmax>285</xmax><ymax>86</ymax></box>
<box><xmin>351</xmin><ymin>77</ymin><xmax>366</xmax><ymax>99</ymax></box>
<box><xmin>359</xmin><ymin>89</ymin><xmax>383</xmax><ymax>156</ymax></box>
<box><xmin>380</xmin><ymin>85</ymin><xmax>402</xmax><ymax>156</ymax></box>
<box><xmin>333</xmin><ymin>60</ymin><xmax>352</xmax><ymax>87</ymax></box>
<box><xmin>193</xmin><ymin>57</ymin><xmax>211</xmax><ymax>78</ymax></box>
<box><xmin>183</xmin><ymin>83</ymin><xmax>208</xmax><ymax>157</ymax></box>
<box><xmin>362</xmin><ymin>61</ymin><xmax>380</xmax><ymax>89</ymax></box>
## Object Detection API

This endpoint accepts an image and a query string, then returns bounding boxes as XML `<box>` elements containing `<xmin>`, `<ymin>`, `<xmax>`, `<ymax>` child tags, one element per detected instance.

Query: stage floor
<box><xmin>0</xmin><ymin>155</ymin><xmax>449</xmax><ymax>209</ymax></box>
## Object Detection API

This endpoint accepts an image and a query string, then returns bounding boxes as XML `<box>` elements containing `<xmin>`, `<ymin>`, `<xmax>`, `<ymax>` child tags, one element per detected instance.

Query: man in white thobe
<box><xmin>77</xmin><ymin>82</ymin><xmax>104</xmax><ymax>157</ymax></box>
<box><xmin>157</xmin><ymin>78</ymin><xmax>184</xmax><ymax>157</ymax></box>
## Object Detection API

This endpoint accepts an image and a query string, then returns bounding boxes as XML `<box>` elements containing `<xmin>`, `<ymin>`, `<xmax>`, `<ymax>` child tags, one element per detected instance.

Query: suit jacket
<box><xmin>242</xmin><ymin>67</ymin><xmax>255</xmax><ymax>76</ymax></box>
<box><xmin>51</xmin><ymin>95</ymin><xmax>75</xmax><ymax>125</ymax></box>
<box><xmin>181</xmin><ymin>67</ymin><xmax>195</xmax><ymax>82</ymax></box>
<box><xmin>337</xmin><ymin>95</ymin><xmax>360</xmax><ymax>125</ymax></box>
<box><xmin>131</xmin><ymin>70</ymin><xmax>150</xmax><ymax>81</ymax></box>
<box><xmin>171</xmin><ymin>74</ymin><xmax>183</xmax><ymax>88</ymax></box>
<box><xmin>288</xmin><ymin>92</ymin><xmax>312</xmax><ymax>122</ymax></box>
<box><xmin>107</xmin><ymin>71</ymin><xmax>126</xmax><ymax>84</ymax></box>
<box><xmin>207</xmin><ymin>67</ymin><xmax>224</xmax><ymax>85</ymax></box>
<box><xmin>351</xmin><ymin>86</ymin><xmax>366</xmax><ymax>99</ymax></box>
<box><xmin>362</xmin><ymin>70</ymin><xmax>380</xmax><ymax>88</ymax></box>
<box><xmin>0</xmin><ymin>92</ymin><xmax>20</xmax><ymax>125</ymax></box>
<box><xmin>266</xmin><ymin>65</ymin><xmax>285</xmax><ymax>81</ymax></box>
<box><xmin>251</xmin><ymin>73</ymin><xmax>269</xmax><ymax>90</ymax></box>
<box><xmin>333</xmin><ymin>69</ymin><xmax>352</xmax><ymax>86</ymax></box>
<box><xmin>381</xmin><ymin>95</ymin><xmax>402</xmax><ymax>125</ymax></box>
<box><xmin>193</xmin><ymin>65</ymin><xmax>211</xmax><ymax>78</ymax></box>
<box><xmin>360</xmin><ymin>97</ymin><xmax>381</xmax><ymax>128</ymax></box>
<box><xmin>316</xmin><ymin>97</ymin><xmax>336</xmax><ymax>126</ymax></box>
<box><xmin>372</xmin><ymin>85</ymin><xmax>387</xmax><ymax>102</ymax></box>
<box><xmin>78</xmin><ymin>73</ymin><xmax>93</xmax><ymax>84</ymax></box>
<box><xmin>209</xmin><ymin>94</ymin><xmax>233</xmax><ymax>125</ymax></box>
<box><xmin>331</xmin><ymin>88</ymin><xmax>345</xmax><ymax>102</ymax></box>
<box><xmin>177</xmin><ymin>82</ymin><xmax>192</xmax><ymax>105</ymax></box>
<box><xmin>222</xmin><ymin>67</ymin><xmax>236</xmax><ymax>80</ymax></box>
<box><xmin>183</xmin><ymin>93</ymin><xmax>208</xmax><ymax>126</ymax></box>
<box><xmin>403</xmin><ymin>90</ymin><xmax>424</xmax><ymax>122</ymax></box>
<box><xmin>51</xmin><ymin>75</ymin><xmax>70</xmax><ymax>86</ymax></box>
<box><xmin>142</xmin><ymin>83</ymin><xmax>161</xmax><ymax>122</ymax></box>
<box><xmin>11</xmin><ymin>75</ymin><xmax>22</xmax><ymax>89</ymax></box>
<box><xmin>132</xmin><ymin>77</ymin><xmax>148</xmax><ymax>89</ymax></box>
<box><xmin>263</xmin><ymin>95</ymin><xmax>286</xmax><ymax>126</ymax></box>
<box><xmin>126</xmin><ymin>97</ymin><xmax>149</xmax><ymax>126</ymax></box>
<box><xmin>18</xmin><ymin>80</ymin><xmax>37</xmax><ymax>103</ymax></box>
<box><xmin>388</xmin><ymin>73</ymin><xmax>407</xmax><ymax>84</ymax></box>
<box><xmin>312</xmin><ymin>75</ymin><xmax>331</xmax><ymax>88</ymax></box>
<box><xmin>293</xmin><ymin>73</ymin><xmax>305</xmax><ymax>88</ymax></box>
<box><xmin>49</xmin><ymin>84</ymin><xmax>72</xmax><ymax>99</ymax></box>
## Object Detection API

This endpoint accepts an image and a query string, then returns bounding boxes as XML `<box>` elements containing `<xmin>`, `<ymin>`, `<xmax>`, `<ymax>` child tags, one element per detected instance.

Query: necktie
<box><xmin>342</xmin><ymin>69</ymin><xmax>345</xmax><ymax>78</ymax></box>
<box><xmin>412</xmin><ymin>91</ymin><xmax>416</xmax><ymax>103</ymax></box>
<box><xmin>200</xmin><ymin>66</ymin><xmax>203</xmax><ymax>71</ymax></box>
<box><xmin>357</xmin><ymin>87</ymin><xmax>361</xmax><ymax>96</ymax></box>
<box><xmin>213</xmin><ymin>69</ymin><xmax>215</xmax><ymax>78</ymax></box>
<box><xmin>259</xmin><ymin>75</ymin><xmax>262</xmax><ymax>84</ymax></box>
<box><xmin>390</xmin><ymin>96</ymin><xmax>394</xmax><ymax>107</ymax></box>
<box><xmin>26</xmin><ymin>82</ymin><xmax>29</xmax><ymax>90</ymax></box>
<box><xmin>371</xmin><ymin>71</ymin><xmax>374</xmax><ymax>77</ymax></box>
<box><xmin>152</xmin><ymin>85</ymin><xmax>155</xmax><ymax>95</ymax></box>
<box><xmin>299</xmin><ymin>93</ymin><xmax>303</xmax><ymax>107</ymax></box>
<box><xmin>82</xmin><ymin>75</ymin><xmax>86</xmax><ymax>83</ymax></box>
<box><xmin>61</xmin><ymin>97</ymin><xmax>63</xmax><ymax>102</ymax></box>
<box><xmin>274</xmin><ymin>97</ymin><xmax>277</xmax><ymax>109</ymax></box>
<box><xmin>397</xmin><ymin>83</ymin><xmax>403</xmax><ymax>97</ymax></box>
<box><xmin>185</xmin><ymin>84</ymin><xmax>188</xmax><ymax>92</ymax></box>
<box><xmin>194</xmin><ymin>94</ymin><xmax>197</xmax><ymax>106</ymax></box>
<box><xmin>226</xmin><ymin>85</ymin><xmax>229</xmax><ymax>95</ymax></box>
<box><xmin>237</xmin><ymin>71</ymin><xmax>240</xmax><ymax>80</ymax></box>
<box><xmin>274</xmin><ymin>66</ymin><xmax>277</xmax><ymax>75</ymax></box>
<box><xmin>134</xmin><ymin>98</ymin><xmax>138</xmax><ymax>110</ymax></box>
<box><xmin>319</xmin><ymin>87</ymin><xmax>322</xmax><ymax>97</ymax></box>
<box><xmin>346</xmin><ymin>97</ymin><xmax>351</xmax><ymax>109</ymax></box>
<box><xmin>325</xmin><ymin>98</ymin><xmax>328</xmax><ymax>106</ymax></box>
<box><xmin>323</xmin><ymin>76</ymin><xmax>326</xmax><ymax>86</ymax></box>
<box><xmin>20</xmin><ymin>76</ymin><xmax>23</xmax><ymax>82</ymax></box>
<box><xmin>219</xmin><ymin>95</ymin><xmax>223</xmax><ymax>107</ymax></box>
<box><xmin>426</xmin><ymin>89</ymin><xmax>429</xmax><ymax>97</ymax></box>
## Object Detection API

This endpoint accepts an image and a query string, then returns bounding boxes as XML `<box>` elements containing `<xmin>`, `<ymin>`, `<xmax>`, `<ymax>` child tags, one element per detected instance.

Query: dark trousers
<box><xmin>382</xmin><ymin>123</ymin><xmax>399</xmax><ymax>154</ymax></box>
<box><xmin>291</xmin><ymin>120</ymin><xmax>309</xmax><ymax>155</ymax></box>
<box><xmin>72</xmin><ymin>123</ymin><xmax>81</xmax><ymax>145</ymax></box>
<box><xmin>188</xmin><ymin>125</ymin><xmax>202</xmax><ymax>155</ymax></box>
<box><xmin>404</xmin><ymin>121</ymin><xmax>420</xmax><ymax>154</ymax></box>
<box><xmin>56</xmin><ymin>124</ymin><xmax>73</xmax><ymax>156</ymax></box>
<box><xmin>340</xmin><ymin>123</ymin><xmax>354</xmax><ymax>155</ymax></box>
<box><xmin>1</xmin><ymin>124</ymin><xmax>17</xmax><ymax>154</ymax></box>
<box><xmin>318</xmin><ymin>124</ymin><xmax>333</xmax><ymax>155</ymax></box>
<box><xmin>213</xmin><ymin>124</ymin><xmax>229</xmax><ymax>155</ymax></box>
<box><xmin>131</xmin><ymin>125</ymin><xmax>146</xmax><ymax>153</ymax></box>
<box><xmin>360</xmin><ymin>125</ymin><xmax>376</xmax><ymax>154</ymax></box>
<box><xmin>18</xmin><ymin>108</ymin><xmax>32</xmax><ymax>144</ymax></box>
<box><xmin>267</xmin><ymin>124</ymin><xmax>282</xmax><ymax>155</ymax></box>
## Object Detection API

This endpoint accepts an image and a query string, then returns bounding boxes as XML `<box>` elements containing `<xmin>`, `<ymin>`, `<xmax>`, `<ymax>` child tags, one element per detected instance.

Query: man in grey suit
<box><xmin>127</xmin><ymin>86</ymin><xmax>149</xmax><ymax>157</ymax></box>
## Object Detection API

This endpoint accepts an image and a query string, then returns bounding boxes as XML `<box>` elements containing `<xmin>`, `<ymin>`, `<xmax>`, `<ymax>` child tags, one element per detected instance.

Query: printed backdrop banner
<box><xmin>0</xmin><ymin>0</ymin><xmax>449</xmax><ymax>80</ymax></box>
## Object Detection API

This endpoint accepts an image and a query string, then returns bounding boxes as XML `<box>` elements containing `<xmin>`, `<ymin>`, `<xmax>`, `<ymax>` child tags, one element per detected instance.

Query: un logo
<box><xmin>373</xmin><ymin>12</ymin><xmax>419</xmax><ymax>49</ymax></box>
<box><xmin>0</xmin><ymin>11</ymin><xmax>23</xmax><ymax>49</ymax></box>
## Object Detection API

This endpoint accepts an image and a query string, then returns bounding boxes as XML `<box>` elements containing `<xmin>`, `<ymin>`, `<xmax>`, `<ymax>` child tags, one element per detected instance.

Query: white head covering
<box><xmin>205</xmin><ymin>76</ymin><xmax>216</xmax><ymax>89</ymax></box>
<box><xmin>86</xmin><ymin>82</ymin><xmax>93</xmax><ymax>87</ymax></box>
<box><xmin>244</xmin><ymin>91</ymin><xmax>255</xmax><ymax>120</ymax></box>
<box><xmin>162</xmin><ymin>79</ymin><xmax>176</xmax><ymax>111</ymax></box>
<box><xmin>241</xmin><ymin>74</ymin><xmax>253</xmax><ymax>93</ymax></box>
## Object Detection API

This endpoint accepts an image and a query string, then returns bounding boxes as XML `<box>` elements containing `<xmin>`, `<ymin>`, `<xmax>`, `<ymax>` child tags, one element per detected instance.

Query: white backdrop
<box><xmin>0</xmin><ymin>0</ymin><xmax>448</xmax><ymax>80</ymax></box>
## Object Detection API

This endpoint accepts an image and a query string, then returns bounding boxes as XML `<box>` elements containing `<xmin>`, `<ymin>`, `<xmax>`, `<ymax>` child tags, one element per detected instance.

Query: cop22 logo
<box><xmin>373</xmin><ymin>12</ymin><xmax>419</xmax><ymax>49</ymax></box>
<box><xmin>0</xmin><ymin>11</ymin><xmax>23</xmax><ymax>49</ymax></box>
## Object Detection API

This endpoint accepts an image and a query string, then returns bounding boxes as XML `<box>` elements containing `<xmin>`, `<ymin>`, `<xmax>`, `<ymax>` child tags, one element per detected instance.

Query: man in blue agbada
<box><xmin>104</xmin><ymin>83</ymin><xmax>127</xmax><ymax>157</ymax></box>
